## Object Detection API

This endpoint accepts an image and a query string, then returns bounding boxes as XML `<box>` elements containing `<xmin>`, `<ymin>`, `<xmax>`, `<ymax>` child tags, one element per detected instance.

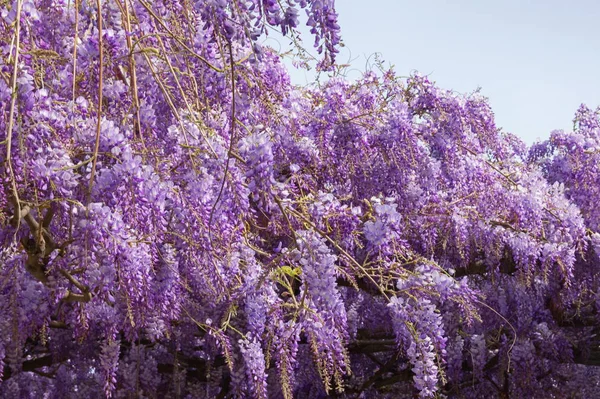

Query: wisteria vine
<box><xmin>1</xmin><ymin>1</ymin><xmax>600</xmax><ymax>398</ymax></box>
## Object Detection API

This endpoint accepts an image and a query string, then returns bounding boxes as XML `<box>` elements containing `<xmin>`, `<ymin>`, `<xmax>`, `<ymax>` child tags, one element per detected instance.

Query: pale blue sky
<box><xmin>274</xmin><ymin>0</ymin><xmax>600</xmax><ymax>144</ymax></box>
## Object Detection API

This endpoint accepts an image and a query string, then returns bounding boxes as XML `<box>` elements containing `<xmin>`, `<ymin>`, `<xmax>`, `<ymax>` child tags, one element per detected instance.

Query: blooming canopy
<box><xmin>1</xmin><ymin>1</ymin><xmax>600</xmax><ymax>398</ymax></box>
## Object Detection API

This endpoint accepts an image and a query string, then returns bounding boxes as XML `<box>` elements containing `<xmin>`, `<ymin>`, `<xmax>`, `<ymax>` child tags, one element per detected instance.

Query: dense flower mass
<box><xmin>1</xmin><ymin>0</ymin><xmax>600</xmax><ymax>398</ymax></box>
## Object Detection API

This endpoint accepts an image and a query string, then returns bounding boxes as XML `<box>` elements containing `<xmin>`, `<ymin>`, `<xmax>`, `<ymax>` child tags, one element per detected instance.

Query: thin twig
<box><xmin>71</xmin><ymin>0</ymin><xmax>80</xmax><ymax>109</ymax></box>
<box><xmin>208</xmin><ymin>40</ymin><xmax>236</xmax><ymax>244</ymax></box>
<box><xmin>148</xmin><ymin>19</ymin><xmax>216</xmax><ymax>156</ymax></box>
<box><xmin>137</xmin><ymin>0</ymin><xmax>224</xmax><ymax>73</ymax></box>
<box><xmin>475</xmin><ymin>299</ymin><xmax>517</xmax><ymax>373</ymax></box>
<box><xmin>281</xmin><ymin>198</ymin><xmax>390</xmax><ymax>300</ymax></box>
<box><xmin>5</xmin><ymin>0</ymin><xmax>24</xmax><ymax>240</ymax></box>
<box><xmin>122</xmin><ymin>0</ymin><xmax>145</xmax><ymax>148</ymax></box>
<box><xmin>87</xmin><ymin>0</ymin><xmax>104</xmax><ymax>202</ymax></box>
